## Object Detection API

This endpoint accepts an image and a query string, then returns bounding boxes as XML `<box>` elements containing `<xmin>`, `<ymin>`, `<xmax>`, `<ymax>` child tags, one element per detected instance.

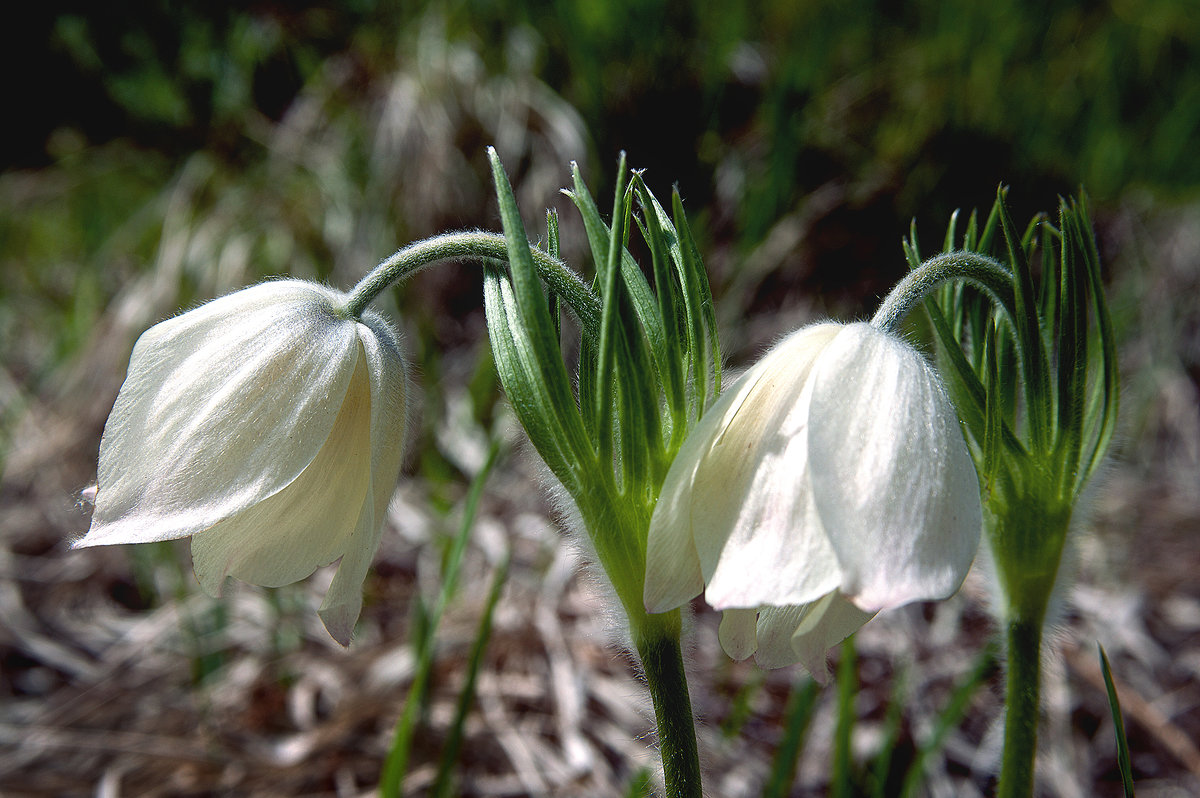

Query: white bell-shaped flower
<box><xmin>645</xmin><ymin>322</ymin><xmax>980</xmax><ymax>680</ymax></box>
<box><xmin>77</xmin><ymin>280</ymin><xmax>409</xmax><ymax>645</ymax></box>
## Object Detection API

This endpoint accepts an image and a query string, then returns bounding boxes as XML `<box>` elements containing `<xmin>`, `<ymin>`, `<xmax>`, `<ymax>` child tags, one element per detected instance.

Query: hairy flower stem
<box><xmin>870</xmin><ymin>252</ymin><xmax>1016</xmax><ymax>335</ymax></box>
<box><xmin>343</xmin><ymin>231</ymin><xmax>600</xmax><ymax>338</ymax></box>
<box><xmin>634</xmin><ymin>612</ymin><xmax>702</xmax><ymax>798</ymax></box>
<box><xmin>998</xmin><ymin>614</ymin><xmax>1044</xmax><ymax>798</ymax></box>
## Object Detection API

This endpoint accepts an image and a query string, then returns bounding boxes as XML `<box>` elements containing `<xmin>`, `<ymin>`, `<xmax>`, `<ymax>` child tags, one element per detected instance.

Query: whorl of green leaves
<box><xmin>909</xmin><ymin>189</ymin><xmax>1118</xmax><ymax>507</ymax></box>
<box><xmin>482</xmin><ymin>148</ymin><xmax>720</xmax><ymax>618</ymax></box>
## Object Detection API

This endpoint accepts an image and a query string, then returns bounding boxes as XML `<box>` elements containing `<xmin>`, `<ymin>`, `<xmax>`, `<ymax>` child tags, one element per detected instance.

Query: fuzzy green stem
<box><xmin>634</xmin><ymin>613</ymin><xmax>702</xmax><ymax>798</ymax></box>
<box><xmin>343</xmin><ymin>231</ymin><xmax>601</xmax><ymax>339</ymax></box>
<box><xmin>871</xmin><ymin>252</ymin><xmax>1016</xmax><ymax>335</ymax></box>
<box><xmin>998</xmin><ymin>614</ymin><xmax>1044</xmax><ymax>798</ymax></box>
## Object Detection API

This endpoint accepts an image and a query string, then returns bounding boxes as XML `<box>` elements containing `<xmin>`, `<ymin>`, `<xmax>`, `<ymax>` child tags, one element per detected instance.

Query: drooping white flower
<box><xmin>77</xmin><ymin>280</ymin><xmax>409</xmax><ymax>645</ymax></box>
<box><xmin>645</xmin><ymin>321</ymin><xmax>980</xmax><ymax>680</ymax></box>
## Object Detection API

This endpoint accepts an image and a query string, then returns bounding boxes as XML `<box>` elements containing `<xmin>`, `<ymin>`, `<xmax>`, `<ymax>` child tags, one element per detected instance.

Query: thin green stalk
<box><xmin>763</xmin><ymin>678</ymin><xmax>820</xmax><ymax>798</ymax></box>
<box><xmin>431</xmin><ymin>549</ymin><xmax>512</xmax><ymax>798</ymax></box>
<box><xmin>1098</xmin><ymin>644</ymin><xmax>1136</xmax><ymax>797</ymax></box>
<box><xmin>871</xmin><ymin>252</ymin><xmax>1015</xmax><ymax>336</ymax></box>
<box><xmin>343</xmin><ymin>231</ymin><xmax>601</xmax><ymax>339</ymax></box>
<box><xmin>379</xmin><ymin>439</ymin><xmax>502</xmax><ymax>798</ymax></box>
<box><xmin>831</xmin><ymin>638</ymin><xmax>858</xmax><ymax>798</ymax></box>
<box><xmin>634</xmin><ymin>614</ymin><xmax>702</xmax><ymax>798</ymax></box>
<box><xmin>998</xmin><ymin>615</ymin><xmax>1044</xmax><ymax>798</ymax></box>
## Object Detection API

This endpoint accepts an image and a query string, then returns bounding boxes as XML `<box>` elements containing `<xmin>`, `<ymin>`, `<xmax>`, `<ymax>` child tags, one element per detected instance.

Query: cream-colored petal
<box><xmin>81</xmin><ymin>281</ymin><xmax>360</xmax><ymax>547</ymax></box>
<box><xmin>698</xmin><ymin>324</ymin><xmax>843</xmax><ymax>609</ymax></box>
<box><xmin>807</xmin><ymin>324</ymin><xmax>981</xmax><ymax>613</ymax></box>
<box><xmin>318</xmin><ymin>489</ymin><xmax>374</xmax><ymax>645</ymax></box>
<box><xmin>753</xmin><ymin>603</ymin><xmax>810</xmax><ymax>670</ymax></box>
<box><xmin>643</xmin><ymin>427</ymin><xmax>709</xmax><ymax>612</ymax></box>
<box><xmin>787</xmin><ymin>592</ymin><xmax>876</xmax><ymax>684</ymax></box>
<box><xmin>190</xmin><ymin>343</ymin><xmax>373</xmax><ymax>594</ymax></box>
<box><xmin>753</xmin><ymin>594</ymin><xmax>875</xmax><ymax>682</ymax></box>
<box><xmin>644</xmin><ymin>370</ymin><xmax>754</xmax><ymax>613</ymax></box>
<box><xmin>717</xmin><ymin>608</ymin><xmax>759</xmax><ymax>661</ymax></box>
<box><xmin>318</xmin><ymin>313</ymin><xmax>409</xmax><ymax>645</ymax></box>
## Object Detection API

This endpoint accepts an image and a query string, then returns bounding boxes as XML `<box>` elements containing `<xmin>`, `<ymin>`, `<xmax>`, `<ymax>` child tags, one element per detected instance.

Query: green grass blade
<box><xmin>380</xmin><ymin>438</ymin><xmax>504</xmax><ymax>798</ymax></box>
<box><xmin>763</xmin><ymin>677</ymin><xmax>820</xmax><ymax>798</ymax></box>
<box><xmin>431</xmin><ymin>548</ymin><xmax>512</xmax><ymax>798</ymax></box>
<box><xmin>673</xmin><ymin>190</ymin><xmax>722</xmax><ymax>400</ymax></box>
<box><xmin>1054</xmin><ymin>206</ymin><xmax>1088</xmax><ymax>492</ymax></box>
<box><xmin>831</xmin><ymin>637</ymin><xmax>858</xmax><ymax>798</ymax></box>
<box><xmin>964</xmin><ymin>207</ymin><xmax>980</xmax><ymax>250</ymax></box>
<box><xmin>942</xmin><ymin>208</ymin><xmax>960</xmax><ymax>254</ymax></box>
<box><xmin>1099</xmin><ymin>644</ymin><xmax>1136</xmax><ymax>798</ymax></box>
<box><xmin>867</xmin><ymin>669</ymin><xmax>907</xmax><ymax>798</ymax></box>
<box><xmin>631</xmin><ymin>174</ymin><xmax>686</xmax><ymax>427</ymax></box>
<box><xmin>899</xmin><ymin>641</ymin><xmax>997</xmax><ymax>798</ymax></box>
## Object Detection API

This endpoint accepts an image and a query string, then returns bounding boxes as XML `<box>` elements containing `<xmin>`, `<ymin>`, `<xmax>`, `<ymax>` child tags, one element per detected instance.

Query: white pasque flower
<box><xmin>76</xmin><ymin>280</ymin><xmax>408</xmax><ymax>645</ymax></box>
<box><xmin>645</xmin><ymin>322</ymin><xmax>980</xmax><ymax>680</ymax></box>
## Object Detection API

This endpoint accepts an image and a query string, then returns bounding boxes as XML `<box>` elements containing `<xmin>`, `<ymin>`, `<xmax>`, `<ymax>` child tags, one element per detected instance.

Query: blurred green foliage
<box><xmin>3</xmin><ymin>0</ymin><xmax>1197</xmax><ymax>396</ymax></box>
<box><xmin>17</xmin><ymin>0</ymin><xmax>1200</xmax><ymax>200</ymax></box>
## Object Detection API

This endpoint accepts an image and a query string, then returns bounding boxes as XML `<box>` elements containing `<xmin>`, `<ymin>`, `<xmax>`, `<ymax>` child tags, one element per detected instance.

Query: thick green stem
<box><xmin>997</xmin><ymin>614</ymin><xmax>1044</xmax><ymax>798</ymax></box>
<box><xmin>634</xmin><ymin>613</ymin><xmax>703</xmax><ymax>798</ymax></box>
<box><xmin>343</xmin><ymin>231</ymin><xmax>601</xmax><ymax>339</ymax></box>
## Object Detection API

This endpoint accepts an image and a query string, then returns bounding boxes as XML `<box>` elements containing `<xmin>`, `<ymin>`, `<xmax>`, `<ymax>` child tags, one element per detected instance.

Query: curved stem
<box><xmin>635</xmin><ymin>612</ymin><xmax>703</xmax><ymax>798</ymax></box>
<box><xmin>871</xmin><ymin>252</ymin><xmax>1016</xmax><ymax>335</ymax></box>
<box><xmin>997</xmin><ymin>614</ymin><xmax>1043</xmax><ymax>798</ymax></box>
<box><xmin>344</xmin><ymin>231</ymin><xmax>601</xmax><ymax>340</ymax></box>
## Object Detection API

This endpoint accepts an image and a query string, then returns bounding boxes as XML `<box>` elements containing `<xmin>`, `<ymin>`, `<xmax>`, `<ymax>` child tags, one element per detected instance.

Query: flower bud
<box><xmin>77</xmin><ymin>280</ymin><xmax>409</xmax><ymax>645</ymax></box>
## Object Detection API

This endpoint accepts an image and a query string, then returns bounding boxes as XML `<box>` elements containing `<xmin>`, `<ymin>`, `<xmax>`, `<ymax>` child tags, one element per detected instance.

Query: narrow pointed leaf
<box><xmin>488</xmin><ymin>149</ymin><xmax>595</xmax><ymax>471</ymax></box>
<box><xmin>1098</xmin><ymin>644</ymin><xmax>1136</xmax><ymax>798</ymax></box>
<box><xmin>998</xmin><ymin>186</ymin><xmax>1054</xmax><ymax>453</ymax></box>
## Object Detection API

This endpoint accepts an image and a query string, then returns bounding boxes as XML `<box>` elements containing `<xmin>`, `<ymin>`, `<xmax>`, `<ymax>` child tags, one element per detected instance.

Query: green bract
<box><xmin>483</xmin><ymin>150</ymin><xmax>716</xmax><ymax>795</ymax></box>
<box><xmin>903</xmin><ymin>190</ymin><xmax>1119</xmax><ymax>798</ymax></box>
<box><xmin>482</xmin><ymin>149</ymin><xmax>721</xmax><ymax>626</ymax></box>
<box><xmin>907</xmin><ymin>191</ymin><xmax>1118</xmax><ymax>624</ymax></box>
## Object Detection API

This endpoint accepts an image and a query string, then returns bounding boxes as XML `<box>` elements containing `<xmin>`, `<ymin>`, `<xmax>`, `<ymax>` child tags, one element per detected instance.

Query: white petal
<box><xmin>644</xmin><ymin>381</ymin><xmax>740</xmax><ymax>613</ymax></box>
<box><xmin>699</xmin><ymin>324</ymin><xmax>843</xmax><ymax>609</ymax></box>
<box><xmin>753</xmin><ymin>604</ymin><xmax>810</xmax><ymax>670</ymax></box>
<box><xmin>318</xmin><ymin>489</ymin><xmax>374</xmax><ymax>646</ymax></box>
<box><xmin>190</xmin><ymin>342</ymin><xmax>373</xmax><ymax>593</ymax></box>
<box><xmin>81</xmin><ymin>281</ymin><xmax>360</xmax><ymax>547</ymax></box>
<box><xmin>788</xmin><ymin>592</ymin><xmax>876</xmax><ymax>684</ymax></box>
<box><xmin>717</xmin><ymin>608</ymin><xmax>759</xmax><ymax>661</ymax></box>
<box><xmin>319</xmin><ymin>313</ymin><xmax>410</xmax><ymax>645</ymax></box>
<box><xmin>753</xmin><ymin>594</ymin><xmax>875</xmax><ymax>682</ymax></box>
<box><xmin>807</xmin><ymin>323</ymin><xmax>982</xmax><ymax>612</ymax></box>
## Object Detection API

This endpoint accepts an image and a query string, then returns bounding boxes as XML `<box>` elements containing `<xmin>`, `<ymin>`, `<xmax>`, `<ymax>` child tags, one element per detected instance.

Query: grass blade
<box><xmin>763</xmin><ymin>677</ymin><xmax>820</xmax><ymax>798</ymax></box>
<box><xmin>379</xmin><ymin>438</ymin><xmax>503</xmax><ymax>798</ymax></box>
<box><xmin>831</xmin><ymin>637</ymin><xmax>858</xmax><ymax>798</ymax></box>
<box><xmin>899</xmin><ymin>641</ymin><xmax>997</xmax><ymax>798</ymax></box>
<box><xmin>1099</xmin><ymin>644</ymin><xmax>1136</xmax><ymax>797</ymax></box>
<box><xmin>431</xmin><ymin>549</ymin><xmax>512</xmax><ymax>798</ymax></box>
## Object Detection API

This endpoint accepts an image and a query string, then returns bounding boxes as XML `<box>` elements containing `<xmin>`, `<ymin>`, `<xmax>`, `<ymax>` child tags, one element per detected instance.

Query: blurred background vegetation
<box><xmin>5</xmin><ymin>0</ymin><xmax>1199</xmax><ymax>385</ymax></box>
<box><xmin>2</xmin><ymin>1</ymin><xmax>1199</xmax><ymax>795</ymax></box>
